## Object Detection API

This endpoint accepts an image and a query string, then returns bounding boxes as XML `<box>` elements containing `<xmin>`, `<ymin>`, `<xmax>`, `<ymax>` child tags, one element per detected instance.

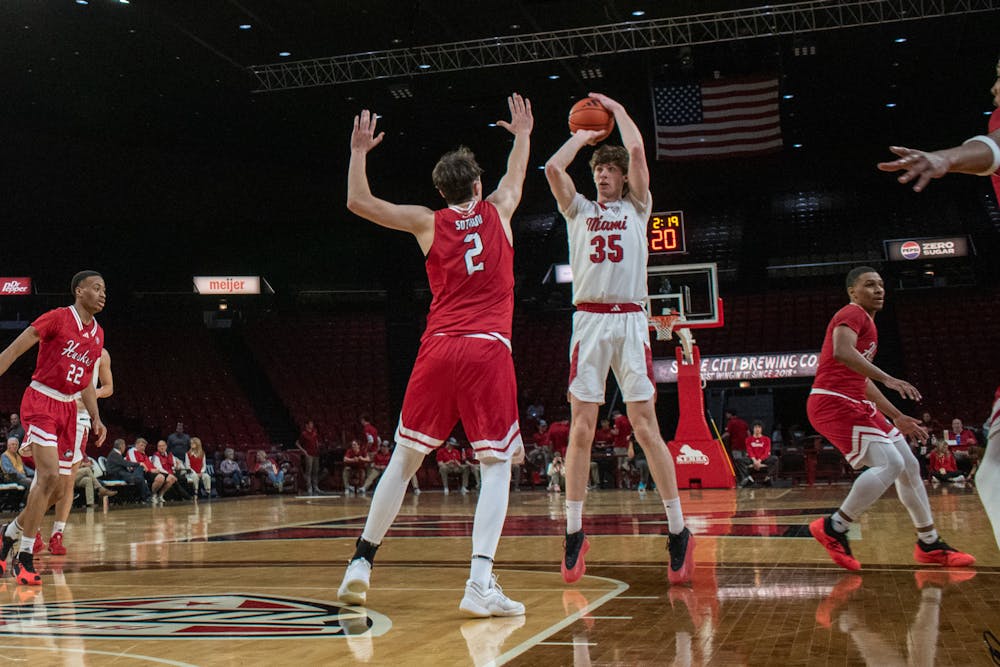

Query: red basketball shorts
<box><xmin>807</xmin><ymin>390</ymin><xmax>901</xmax><ymax>469</ymax></box>
<box><xmin>395</xmin><ymin>335</ymin><xmax>523</xmax><ymax>463</ymax></box>
<box><xmin>20</xmin><ymin>385</ymin><xmax>79</xmax><ymax>476</ymax></box>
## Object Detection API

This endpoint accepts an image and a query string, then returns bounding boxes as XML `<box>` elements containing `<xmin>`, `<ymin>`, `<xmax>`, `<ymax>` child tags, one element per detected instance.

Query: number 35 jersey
<box><xmin>30</xmin><ymin>306</ymin><xmax>104</xmax><ymax>397</ymax></box>
<box><xmin>424</xmin><ymin>199</ymin><xmax>514</xmax><ymax>342</ymax></box>
<box><xmin>563</xmin><ymin>191</ymin><xmax>653</xmax><ymax>305</ymax></box>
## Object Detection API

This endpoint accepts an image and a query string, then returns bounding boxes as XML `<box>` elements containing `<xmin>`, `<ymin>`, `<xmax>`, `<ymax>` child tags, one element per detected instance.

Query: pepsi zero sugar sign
<box><xmin>885</xmin><ymin>236</ymin><xmax>972</xmax><ymax>261</ymax></box>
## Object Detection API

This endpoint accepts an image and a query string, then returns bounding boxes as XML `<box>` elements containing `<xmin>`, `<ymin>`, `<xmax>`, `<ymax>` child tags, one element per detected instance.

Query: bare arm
<box><xmin>865</xmin><ymin>380</ymin><xmax>928</xmax><ymax>443</ymax></box>
<box><xmin>346</xmin><ymin>110</ymin><xmax>436</xmax><ymax>253</ymax></box>
<box><xmin>545</xmin><ymin>131</ymin><xmax>600</xmax><ymax>212</ymax></box>
<box><xmin>588</xmin><ymin>93</ymin><xmax>650</xmax><ymax>202</ymax></box>
<box><xmin>486</xmin><ymin>93</ymin><xmax>533</xmax><ymax>239</ymax></box>
<box><xmin>0</xmin><ymin>326</ymin><xmax>39</xmax><ymax>377</ymax></box>
<box><xmin>877</xmin><ymin>128</ymin><xmax>1000</xmax><ymax>192</ymax></box>
<box><xmin>832</xmin><ymin>325</ymin><xmax>921</xmax><ymax>401</ymax></box>
<box><xmin>96</xmin><ymin>349</ymin><xmax>113</xmax><ymax>399</ymax></box>
<box><xmin>81</xmin><ymin>383</ymin><xmax>107</xmax><ymax>446</ymax></box>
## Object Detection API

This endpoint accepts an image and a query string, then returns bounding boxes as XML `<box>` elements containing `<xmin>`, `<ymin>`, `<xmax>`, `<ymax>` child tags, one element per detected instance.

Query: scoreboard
<box><xmin>647</xmin><ymin>211</ymin><xmax>686</xmax><ymax>255</ymax></box>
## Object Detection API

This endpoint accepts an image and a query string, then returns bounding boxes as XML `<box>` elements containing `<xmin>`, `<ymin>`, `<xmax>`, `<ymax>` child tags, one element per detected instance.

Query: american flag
<box><xmin>651</xmin><ymin>77</ymin><xmax>782</xmax><ymax>160</ymax></box>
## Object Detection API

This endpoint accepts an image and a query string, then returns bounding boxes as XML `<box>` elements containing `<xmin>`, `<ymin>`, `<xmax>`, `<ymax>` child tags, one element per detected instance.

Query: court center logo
<box><xmin>0</xmin><ymin>594</ymin><xmax>391</xmax><ymax>639</ymax></box>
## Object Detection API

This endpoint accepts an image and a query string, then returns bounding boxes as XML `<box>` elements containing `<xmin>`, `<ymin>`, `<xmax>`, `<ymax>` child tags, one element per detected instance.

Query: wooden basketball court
<box><xmin>0</xmin><ymin>484</ymin><xmax>996</xmax><ymax>666</ymax></box>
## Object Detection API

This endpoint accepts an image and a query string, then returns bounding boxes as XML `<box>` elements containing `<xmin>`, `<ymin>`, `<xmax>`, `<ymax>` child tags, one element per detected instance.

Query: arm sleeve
<box><xmin>29</xmin><ymin>310</ymin><xmax>59</xmax><ymax>341</ymax></box>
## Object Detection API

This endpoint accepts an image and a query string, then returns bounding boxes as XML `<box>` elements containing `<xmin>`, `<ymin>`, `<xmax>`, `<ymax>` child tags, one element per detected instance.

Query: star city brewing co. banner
<box><xmin>884</xmin><ymin>236</ymin><xmax>971</xmax><ymax>261</ymax></box>
<box><xmin>653</xmin><ymin>351</ymin><xmax>821</xmax><ymax>383</ymax></box>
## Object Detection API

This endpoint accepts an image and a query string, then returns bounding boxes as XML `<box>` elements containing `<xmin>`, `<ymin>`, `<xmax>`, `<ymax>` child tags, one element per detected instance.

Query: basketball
<box><xmin>568</xmin><ymin>98</ymin><xmax>615</xmax><ymax>140</ymax></box>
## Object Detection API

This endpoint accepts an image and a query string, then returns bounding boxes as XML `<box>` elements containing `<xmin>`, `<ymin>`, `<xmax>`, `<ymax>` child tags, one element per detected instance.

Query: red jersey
<box><xmin>373</xmin><ymin>450</ymin><xmax>391</xmax><ymax>467</ymax></box>
<box><xmin>462</xmin><ymin>447</ymin><xmax>479</xmax><ymax>465</ymax></box>
<box><xmin>423</xmin><ymin>200</ymin><xmax>514</xmax><ymax>341</ymax></box>
<box><xmin>31</xmin><ymin>306</ymin><xmax>104</xmax><ymax>397</ymax></box>
<box><xmin>186</xmin><ymin>452</ymin><xmax>205</xmax><ymax>474</ymax></box>
<box><xmin>594</xmin><ymin>427</ymin><xmax>614</xmax><ymax>445</ymax></box>
<box><xmin>929</xmin><ymin>450</ymin><xmax>957</xmax><ymax>473</ymax></box>
<box><xmin>151</xmin><ymin>451</ymin><xmax>177</xmax><ymax>474</ymax></box>
<box><xmin>548</xmin><ymin>421</ymin><xmax>570</xmax><ymax>455</ymax></box>
<box><xmin>613</xmin><ymin>414</ymin><xmax>631</xmax><ymax>448</ymax></box>
<box><xmin>299</xmin><ymin>427</ymin><xmax>319</xmax><ymax>457</ymax></box>
<box><xmin>436</xmin><ymin>446</ymin><xmax>462</xmax><ymax>464</ymax></box>
<box><xmin>726</xmin><ymin>417</ymin><xmax>749</xmax><ymax>451</ymax></box>
<box><xmin>812</xmin><ymin>303</ymin><xmax>877</xmax><ymax>401</ymax></box>
<box><xmin>989</xmin><ymin>109</ymin><xmax>999</xmax><ymax>199</ymax></box>
<box><xmin>745</xmin><ymin>435</ymin><xmax>772</xmax><ymax>460</ymax></box>
<box><xmin>127</xmin><ymin>448</ymin><xmax>154</xmax><ymax>472</ymax></box>
<box><xmin>362</xmin><ymin>423</ymin><xmax>379</xmax><ymax>448</ymax></box>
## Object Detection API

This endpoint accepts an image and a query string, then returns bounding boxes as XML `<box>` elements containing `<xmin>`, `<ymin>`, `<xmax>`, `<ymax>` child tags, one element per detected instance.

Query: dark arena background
<box><xmin>1</xmin><ymin>2</ymin><xmax>999</xmax><ymax>665</ymax></box>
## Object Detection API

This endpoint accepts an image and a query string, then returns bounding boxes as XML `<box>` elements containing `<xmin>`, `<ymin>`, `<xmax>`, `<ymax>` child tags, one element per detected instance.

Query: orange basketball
<box><xmin>568</xmin><ymin>98</ymin><xmax>615</xmax><ymax>140</ymax></box>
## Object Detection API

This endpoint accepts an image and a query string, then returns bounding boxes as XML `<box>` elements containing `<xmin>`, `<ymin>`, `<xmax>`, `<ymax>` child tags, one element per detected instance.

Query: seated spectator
<box><xmin>737</xmin><ymin>422</ymin><xmax>779</xmax><ymax>487</ymax></box>
<box><xmin>7</xmin><ymin>414</ymin><xmax>25</xmax><ymax>446</ymax></box>
<box><xmin>127</xmin><ymin>438</ymin><xmax>174</xmax><ymax>504</ymax></box>
<box><xmin>105</xmin><ymin>438</ymin><xmax>152</xmax><ymax>502</ymax></box>
<box><xmin>255</xmin><ymin>450</ymin><xmax>285</xmax><ymax>493</ymax></box>
<box><xmin>590</xmin><ymin>420</ymin><xmax>616</xmax><ymax>488</ymax></box>
<box><xmin>342</xmin><ymin>439</ymin><xmax>369</xmax><ymax>495</ymax></box>
<box><xmin>151</xmin><ymin>439</ymin><xmax>191</xmax><ymax>500</ymax></box>
<box><xmin>1</xmin><ymin>436</ymin><xmax>33</xmax><ymax>487</ymax></box>
<box><xmin>436</xmin><ymin>437</ymin><xmax>468</xmax><ymax>494</ymax></box>
<box><xmin>948</xmin><ymin>418</ymin><xmax>981</xmax><ymax>478</ymax></box>
<box><xmin>928</xmin><ymin>438</ymin><xmax>965</xmax><ymax>484</ymax></box>
<box><xmin>184</xmin><ymin>437</ymin><xmax>213</xmax><ymax>499</ymax></box>
<box><xmin>462</xmin><ymin>442</ymin><xmax>481</xmax><ymax>491</ymax></box>
<box><xmin>74</xmin><ymin>457</ymin><xmax>117</xmax><ymax>507</ymax></box>
<box><xmin>547</xmin><ymin>453</ymin><xmax>565</xmax><ymax>493</ymax></box>
<box><xmin>218</xmin><ymin>447</ymin><xmax>249</xmax><ymax>492</ymax></box>
<box><xmin>547</xmin><ymin>419</ymin><xmax>571</xmax><ymax>458</ymax></box>
<box><xmin>627</xmin><ymin>433</ymin><xmax>650</xmax><ymax>492</ymax></box>
<box><xmin>362</xmin><ymin>440</ymin><xmax>392</xmax><ymax>495</ymax></box>
<box><xmin>612</xmin><ymin>410</ymin><xmax>631</xmax><ymax>459</ymax></box>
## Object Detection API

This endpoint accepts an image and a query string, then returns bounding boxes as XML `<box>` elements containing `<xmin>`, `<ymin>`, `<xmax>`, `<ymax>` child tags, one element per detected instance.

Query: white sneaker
<box><xmin>413</xmin><ymin>488</ymin><xmax>421</xmax><ymax>496</ymax></box>
<box><xmin>459</xmin><ymin>575</ymin><xmax>525</xmax><ymax>618</ymax></box>
<box><xmin>953</xmin><ymin>475</ymin><xmax>965</xmax><ymax>482</ymax></box>
<box><xmin>460</xmin><ymin>487</ymin><xmax>468</xmax><ymax>495</ymax></box>
<box><xmin>461</xmin><ymin>616</ymin><xmax>526</xmax><ymax>666</ymax></box>
<box><xmin>443</xmin><ymin>487</ymin><xmax>450</xmax><ymax>495</ymax></box>
<box><xmin>338</xmin><ymin>558</ymin><xmax>372</xmax><ymax>605</ymax></box>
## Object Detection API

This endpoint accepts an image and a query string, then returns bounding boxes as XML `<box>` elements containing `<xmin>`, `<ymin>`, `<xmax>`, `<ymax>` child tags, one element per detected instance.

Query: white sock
<box><xmin>360</xmin><ymin>446</ymin><xmax>425</xmax><ymax>545</ymax></box>
<box><xmin>917</xmin><ymin>528</ymin><xmax>939</xmax><ymax>545</ymax></box>
<box><xmin>471</xmin><ymin>459</ymin><xmax>512</xmax><ymax>584</ymax></box>
<box><xmin>566</xmin><ymin>500</ymin><xmax>584</xmax><ymax>534</ymax></box>
<box><xmin>663</xmin><ymin>497</ymin><xmax>685</xmax><ymax>534</ymax></box>
<box><xmin>52</xmin><ymin>522</ymin><xmax>66</xmax><ymax>535</ymax></box>
<box><xmin>5</xmin><ymin>519</ymin><xmax>21</xmax><ymax>539</ymax></box>
<box><xmin>831</xmin><ymin>511</ymin><xmax>851</xmax><ymax>533</ymax></box>
<box><xmin>19</xmin><ymin>535</ymin><xmax>34</xmax><ymax>554</ymax></box>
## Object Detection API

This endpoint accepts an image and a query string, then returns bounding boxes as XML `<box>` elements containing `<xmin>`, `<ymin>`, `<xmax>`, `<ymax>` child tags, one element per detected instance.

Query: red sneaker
<box><xmin>809</xmin><ymin>517</ymin><xmax>861</xmax><ymax>571</ymax></box>
<box><xmin>913</xmin><ymin>539</ymin><xmax>975</xmax><ymax>567</ymax></box>
<box><xmin>815</xmin><ymin>574</ymin><xmax>862</xmax><ymax>627</ymax></box>
<box><xmin>561</xmin><ymin>589</ymin><xmax>595</xmax><ymax>629</ymax></box>
<box><xmin>12</xmin><ymin>554</ymin><xmax>41</xmax><ymax>586</ymax></box>
<box><xmin>561</xmin><ymin>531</ymin><xmax>589</xmax><ymax>584</ymax></box>
<box><xmin>667</xmin><ymin>527</ymin><xmax>695</xmax><ymax>585</ymax></box>
<box><xmin>47</xmin><ymin>532</ymin><xmax>66</xmax><ymax>556</ymax></box>
<box><xmin>914</xmin><ymin>569</ymin><xmax>977</xmax><ymax>589</ymax></box>
<box><xmin>32</xmin><ymin>532</ymin><xmax>44</xmax><ymax>554</ymax></box>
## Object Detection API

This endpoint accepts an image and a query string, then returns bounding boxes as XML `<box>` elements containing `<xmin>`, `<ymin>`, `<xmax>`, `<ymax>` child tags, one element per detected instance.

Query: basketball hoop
<box><xmin>650</xmin><ymin>314</ymin><xmax>680</xmax><ymax>341</ymax></box>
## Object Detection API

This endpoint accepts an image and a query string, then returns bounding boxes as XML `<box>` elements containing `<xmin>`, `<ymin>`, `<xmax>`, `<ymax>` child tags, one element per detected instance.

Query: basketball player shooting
<box><xmin>807</xmin><ymin>267</ymin><xmax>974</xmax><ymax>571</ymax></box>
<box><xmin>337</xmin><ymin>94</ymin><xmax>532</xmax><ymax>617</ymax></box>
<box><xmin>0</xmin><ymin>271</ymin><xmax>107</xmax><ymax>585</ymax></box>
<box><xmin>544</xmin><ymin>92</ymin><xmax>694</xmax><ymax>586</ymax></box>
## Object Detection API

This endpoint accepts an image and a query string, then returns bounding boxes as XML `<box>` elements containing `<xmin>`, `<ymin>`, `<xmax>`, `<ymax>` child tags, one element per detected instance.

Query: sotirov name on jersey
<box><xmin>454</xmin><ymin>215</ymin><xmax>484</xmax><ymax>231</ymax></box>
<box><xmin>585</xmin><ymin>216</ymin><xmax>629</xmax><ymax>232</ymax></box>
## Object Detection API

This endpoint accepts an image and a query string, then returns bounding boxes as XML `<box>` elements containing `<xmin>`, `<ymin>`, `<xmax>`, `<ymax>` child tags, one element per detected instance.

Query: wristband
<box><xmin>962</xmin><ymin>134</ymin><xmax>1000</xmax><ymax>176</ymax></box>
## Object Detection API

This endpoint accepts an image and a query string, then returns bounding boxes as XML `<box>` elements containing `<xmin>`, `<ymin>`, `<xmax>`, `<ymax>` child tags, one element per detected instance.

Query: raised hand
<box><xmin>876</xmin><ymin>146</ymin><xmax>950</xmax><ymax>192</ymax></box>
<box><xmin>894</xmin><ymin>414</ymin><xmax>929</xmax><ymax>444</ymax></box>
<box><xmin>351</xmin><ymin>110</ymin><xmax>385</xmax><ymax>154</ymax></box>
<box><xmin>572</xmin><ymin>128</ymin><xmax>606</xmax><ymax>145</ymax></box>
<box><xmin>496</xmin><ymin>93</ymin><xmax>533</xmax><ymax>136</ymax></box>
<box><xmin>588</xmin><ymin>92</ymin><xmax>624</xmax><ymax>114</ymax></box>
<box><xmin>884</xmin><ymin>376</ymin><xmax>922</xmax><ymax>402</ymax></box>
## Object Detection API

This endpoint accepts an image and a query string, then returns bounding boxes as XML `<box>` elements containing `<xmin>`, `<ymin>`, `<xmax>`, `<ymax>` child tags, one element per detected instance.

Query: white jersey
<box><xmin>563</xmin><ymin>191</ymin><xmax>653</xmax><ymax>304</ymax></box>
<box><xmin>75</xmin><ymin>354</ymin><xmax>101</xmax><ymax>425</ymax></box>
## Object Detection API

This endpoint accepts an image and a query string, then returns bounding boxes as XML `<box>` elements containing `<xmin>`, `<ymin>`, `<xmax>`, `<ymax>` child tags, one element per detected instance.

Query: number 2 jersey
<box><xmin>423</xmin><ymin>199</ymin><xmax>514</xmax><ymax>342</ymax></box>
<box><xmin>30</xmin><ymin>306</ymin><xmax>104</xmax><ymax>398</ymax></box>
<box><xmin>562</xmin><ymin>191</ymin><xmax>653</xmax><ymax>305</ymax></box>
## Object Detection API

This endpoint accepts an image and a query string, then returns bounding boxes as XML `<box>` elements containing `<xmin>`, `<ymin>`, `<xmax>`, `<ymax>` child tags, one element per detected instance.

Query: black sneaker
<box><xmin>0</xmin><ymin>525</ymin><xmax>14</xmax><ymax>576</ymax></box>
<box><xmin>667</xmin><ymin>527</ymin><xmax>695</xmax><ymax>584</ymax></box>
<box><xmin>561</xmin><ymin>531</ymin><xmax>590</xmax><ymax>584</ymax></box>
<box><xmin>12</xmin><ymin>552</ymin><xmax>40</xmax><ymax>586</ymax></box>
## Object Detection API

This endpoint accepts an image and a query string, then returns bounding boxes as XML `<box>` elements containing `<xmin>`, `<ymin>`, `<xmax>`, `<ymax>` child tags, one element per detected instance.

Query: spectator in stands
<box><xmin>547</xmin><ymin>453</ymin><xmax>565</xmax><ymax>492</ymax></box>
<box><xmin>255</xmin><ymin>450</ymin><xmax>285</xmax><ymax>493</ymax></box>
<box><xmin>342</xmin><ymin>439</ymin><xmax>369</xmax><ymax>495</ymax></box>
<box><xmin>73</xmin><ymin>457</ymin><xmax>116</xmax><ymax>507</ymax></box>
<box><xmin>2</xmin><ymin>436</ymin><xmax>33</xmax><ymax>487</ymax></box>
<box><xmin>526</xmin><ymin>399</ymin><xmax>545</xmax><ymax>425</ymax></box>
<box><xmin>295</xmin><ymin>420</ymin><xmax>322</xmax><ymax>495</ymax></box>
<box><xmin>167</xmin><ymin>422</ymin><xmax>192</xmax><ymax>460</ymax></box>
<box><xmin>363</xmin><ymin>441</ymin><xmax>392</xmax><ymax>495</ymax></box>
<box><xmin>184</xmin><ymin>437</ymin><xmax>213</xmax><ymax>499</ymax></box>
<box><xmin>928</xmin><ymin>438</ymin><xmax>965</xmax><ymax>484</ymax></box>
<box><xmin>106</xmin><ymin>438</ymin><xmax>152</xmax><ymax>502</ymax></box>
<box><xmin>534</xmin><ymin>420</ymin><xmax>552</xmax><ymax>459</ymax></box>
<box><xmin>627</xmin><ymin>433</ymin><xmax>650</xmax><ymax>492</ymax></box>
<box><xmin>723</xmin><ymin>410</ymin><xmax>749</xmax><ymax>453</ymax></box>
<box><xmin>128</xmin><ymin>438</ymin><xmax>173</xmax><ymax>504</ymax></box>
<box><xmin>591</xmin><ymin>419</ymin><xmax>615</xmax><ymax>488</ymax></box>
<box><xmin>360</xmin><ymin>415</ymin><xmax>380</xmax><ymax>450</ymax></box>
<box><xmin>612</xmin><ymin>410</ymin><xmax>632</xmax><ymax>457</ymax></box>
<box><xmin>739</xmin><ymin>422</ymin><xmax>779</xmax><ymax>487</ymax></box>
<box><xmin>152</xmin><ymin>439</ymin><xmax>191</xmax><ymax>500</ymax></box>
<box><xmin>920</xmin><ymin>411</ymin><xmax>943</xmax><ymax>436</ymax></box>
<box><xmin>219</xmin><ymin>447</ymin><xmax>248</xmax><ymax>492</ymax></box>
<box><xmin>7</xmin><ymin>414</ymin><xmax>24</xmax><ymax>446</ymax></box>
<box><xmin>462</xmin><ymin>441</ymin><xmax>481</xmax><ymax>491</ymax></box>
<box><xmin>949</xmin><ymin>418</ymin><xmax>981</xmax><ymax>478</ymax></box>
<box><xmin>436</xmin><ymin>437</ymin><xmax>468</xmax><ymax>494</ymax></box>
<box><xmin>594</xmin><ymin>418</ymin><xmax>615</xmax><ymax>447</ymax></box>
<box><xmin>771</xmin><ymin>422</ymin><xmax>784</xmax><ymax>454</ymax></box>
<box><xmin>548</xmin><ymin>419</ymin><xmax>571</xmax><ymax>457</ymax></box>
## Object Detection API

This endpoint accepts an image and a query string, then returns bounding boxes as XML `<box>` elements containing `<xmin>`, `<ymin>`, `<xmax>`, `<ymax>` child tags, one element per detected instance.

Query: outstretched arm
<box><xmin>346</xmin><ymin>110</ymin><xmax>435</xmax><ymax>252</ymax></box>
<box><xmin>865</xmin><ymin>380</ymin><xmax>928</xmax><ymax>444</ymax></box>
<box><xmin>877</xmin><ymin>129</ymin><xmax>1000</xmax><ymax>192</ymax></box>
<box><xmin>0</xmin><ymin>327</ymin><xmax>39</xmax><ymax>377</ymax></box>
<box><xmin>486</xmin><ymin>94</ymin><xmax>533</xmax><ymax>235</ymax></box>
<box><xmin>588</xmin><ymin>93</ymin><xmax>649</xmax><ymax>202</ymax></box>
<box><xmin>545</xmin><ymin>131</ymin><xmax>602</xmax><ymax>212</ymax></box>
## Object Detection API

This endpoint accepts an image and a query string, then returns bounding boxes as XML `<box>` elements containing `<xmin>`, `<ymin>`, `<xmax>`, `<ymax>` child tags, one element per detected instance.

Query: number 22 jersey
<box><xmin>30</xmin><ymin>306</ymin><xmax>104</xmax><ymax>397</ymax></box>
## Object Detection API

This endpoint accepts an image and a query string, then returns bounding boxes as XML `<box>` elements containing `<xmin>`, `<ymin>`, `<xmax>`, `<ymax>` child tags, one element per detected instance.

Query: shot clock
<box><xmin>647</xmin><ymin>211</ymin><xmax>686</xmax><ymax>255</ymax></box>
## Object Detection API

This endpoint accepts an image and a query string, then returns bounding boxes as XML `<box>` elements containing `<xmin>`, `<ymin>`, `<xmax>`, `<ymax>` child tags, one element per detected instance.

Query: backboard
<box><xmin>646</xmin><ymin>262</ymin><xmax>723</xmax><ymax>329</ymax></box>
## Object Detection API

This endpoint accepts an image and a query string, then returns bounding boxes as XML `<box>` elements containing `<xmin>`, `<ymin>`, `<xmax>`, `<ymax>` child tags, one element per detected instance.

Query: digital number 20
<box><xmin>590</xmin><ymin>234</ymin><xmax>623</xmax><ymax>263</ymax></box>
